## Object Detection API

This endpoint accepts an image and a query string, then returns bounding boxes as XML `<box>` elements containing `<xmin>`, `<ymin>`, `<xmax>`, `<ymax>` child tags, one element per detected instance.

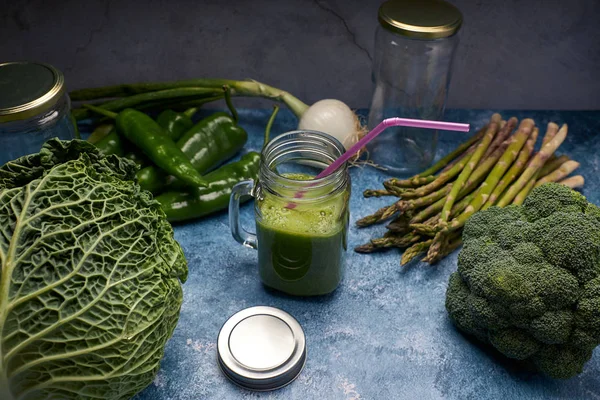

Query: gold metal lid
<box><xmin>378</xmin><ymin>0</ymin><xmax>463</xmax><ymax>39</ymax></box>
<box><xmin>0</xmin><ymin>62</ymin><xmax>66</xmax><ymax>123</ymax></box>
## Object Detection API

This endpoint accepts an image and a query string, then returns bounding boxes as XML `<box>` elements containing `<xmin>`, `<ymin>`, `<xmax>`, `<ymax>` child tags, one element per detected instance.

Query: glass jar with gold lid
<box><xmin>0</xmin><ymin>62</ymin><xmax>76</xmax><ymax>165</ymax></box>
<box><xmin>367</xmin><ymin>0</ymin><xmax>463</xmax><ymax>175</ymax></box>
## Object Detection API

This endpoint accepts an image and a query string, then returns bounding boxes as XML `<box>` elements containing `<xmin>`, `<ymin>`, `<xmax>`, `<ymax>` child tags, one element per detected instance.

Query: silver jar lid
<box><xmin>217</xmin><ymin>306</ymin><xmax>306</xmax><ymax>391</ymax></box>
<box><xmin>0</xmin><ymin>62</ymin><xmax>66</xmax><ymax>123</ymax></box>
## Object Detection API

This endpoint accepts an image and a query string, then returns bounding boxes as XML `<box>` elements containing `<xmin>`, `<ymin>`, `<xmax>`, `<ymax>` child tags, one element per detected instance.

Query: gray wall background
<box><xmin>2</xmin><ymin>0</ymin><xmax>599</xmax><ymax>110</ymax></box>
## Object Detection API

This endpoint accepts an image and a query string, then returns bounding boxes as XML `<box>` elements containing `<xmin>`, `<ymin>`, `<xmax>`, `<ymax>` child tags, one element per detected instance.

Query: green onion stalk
<box><xmin>70</xmin><ymin>78</ymin><xmax>364</xmax><ymax>151</ymax></box>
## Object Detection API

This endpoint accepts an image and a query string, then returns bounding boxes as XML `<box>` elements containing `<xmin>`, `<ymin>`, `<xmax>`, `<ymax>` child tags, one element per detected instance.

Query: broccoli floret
<box><xmin>532</xmin><ymin>345</ymin><xmax>593</xmax><ymax>379</ymax></box>
<box><xmin>489</xmin><ymin>328</ymin><xmax>540</xmax><ymax>360</ymax></box>
<box><xmin>528</xmin><ymin>310</ymin><xmax>573</xmax><ymax>344</ymax></box>
<box><xmin>463</xmin><ymin>205</ymin><xmax>526</xmax><ymax>242</ymax></box>
<box><xmin>457</xmin><ymin>238</ymin><xmax>509</xmax><ymax>285</ymax></box>
<box><xmin>446</xmin><ymin>272</ymin><xmax>488</xmax><ymax>342</ymax></box>
<box><xmin>467</xmin><ymin>293</ymin><xmax>510</xmax><ymax>331</ymax></box>
<box><xmin>573</xmin><ymin>277</ymin><xmax>600</xmax><ymax>350</ymax></box>
<box><xmin>532</xmin><ymin>212</ymin><xmax>600</xmax><ymax>282</ymax></box>
<box><xmin>522</xmin><ymin>182</ymin><xmax>587</xmax><ymax>222</ymax></box>
<box><xmin>585</xmin><ymin>202</ymin><xmax>600</xmax><ymax>223</ymax></box>
<box><xmin>446</xmin><ymin>183</ymin><xmax>600</xmax><ymax>379</ymax></box>
<box><xmin>510</xmin><ymin>242</ymin><xmax>546</xmax><ymax>265</ymax></box>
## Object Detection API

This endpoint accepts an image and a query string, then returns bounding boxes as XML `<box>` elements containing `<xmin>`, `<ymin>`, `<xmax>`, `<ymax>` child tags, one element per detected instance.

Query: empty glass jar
<box><xmin>0</xmin><ymin>62</ymin><xmax>76</xmax><ymax>165</ymax></box>
<box><xmin>367</xmin><ymin>0</ymin><xmax>462</xmax><ymax>175</ymax></box>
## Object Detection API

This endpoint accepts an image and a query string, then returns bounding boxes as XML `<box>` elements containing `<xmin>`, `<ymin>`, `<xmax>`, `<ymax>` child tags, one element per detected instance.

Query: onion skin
<box><xmin>298</xmin><ymin>99</ymin><xmax>362</xmax><ymax>150</ymax></box>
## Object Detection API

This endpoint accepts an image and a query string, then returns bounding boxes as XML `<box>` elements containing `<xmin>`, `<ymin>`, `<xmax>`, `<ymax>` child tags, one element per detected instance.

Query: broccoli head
<box><xmin>446</xmin><ymin>183</ymin><xmax>600</xmax><ymax>379</ymax></box>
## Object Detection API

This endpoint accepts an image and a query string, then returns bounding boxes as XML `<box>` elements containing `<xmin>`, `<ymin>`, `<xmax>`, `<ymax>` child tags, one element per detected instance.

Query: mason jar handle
<box><xmin>229</xmin><ymin>180</ymin><xmax>257</xmax><ymax>250</ymax></box>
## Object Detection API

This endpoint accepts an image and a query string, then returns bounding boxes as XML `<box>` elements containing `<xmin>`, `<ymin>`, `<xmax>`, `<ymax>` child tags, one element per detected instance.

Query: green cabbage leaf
<box><xmin>0</xmin><ymin>139</ymin><xmax>187</xmax><ymax>399</ymax></box>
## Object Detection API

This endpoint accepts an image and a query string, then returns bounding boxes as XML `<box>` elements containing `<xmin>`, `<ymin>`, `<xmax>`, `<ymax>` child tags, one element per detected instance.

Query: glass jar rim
<box><xmin>259</xmin><ymin>130</ymin><xmax>349</xmax><ymax>199</ymax></box>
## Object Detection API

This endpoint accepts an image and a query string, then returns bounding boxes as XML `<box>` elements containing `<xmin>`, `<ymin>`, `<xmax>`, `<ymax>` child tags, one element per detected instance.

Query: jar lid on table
<box><xmin>378</xmin><ymin>0</ymin><xmax>463</xmax><ymax>39</ymax></box>
<box><xmin>0</xmin><ymin>61</ymin><xmax>66</xmax><ymax>123</ymax></box>
<box><xmin>217</xmin><ymin>306</ymin><xmax>306</xmax><ymax>391</ymax></box>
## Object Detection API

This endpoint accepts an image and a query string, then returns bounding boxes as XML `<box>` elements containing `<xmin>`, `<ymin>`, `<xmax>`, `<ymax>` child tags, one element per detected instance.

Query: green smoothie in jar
<box><xmin>256</xmin><ymin>173</ymin><xmax>349</xmax><ymax>296</ymax></box>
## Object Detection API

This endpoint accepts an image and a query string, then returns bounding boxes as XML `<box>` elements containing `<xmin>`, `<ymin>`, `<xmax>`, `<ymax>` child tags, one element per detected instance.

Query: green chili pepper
<box><xmin>156</xmin><ymin>152</ymin><xmax>260</xmax><ymax>222</ymax></box>
<box><xmin>156</xmin><ymin>107</ymin><xmax>197</xmax><ymax>141</ymax></box>
<box><xmin>137</xmin><ymin>112</ymin><xmax>247</xmax><ymax>192</ymax></box>
<box><xmin>90</xmin><ymin>108</ymin><xmax>195</xmax><ymax>163</ymax></box>
<box><xmin>122</xmin><ymin>107</ymin><xmax>198</xmax><ymax>168</ymax></box>
<box><xmin>87</xmin><ymin>123</ymin><xmax>115</xmax><ymax>144</ymax></box>
<box><xmin>93</xmin><ymin>128</ymin><xmax>126</xmax><ymax>157</ymax></box>
<box><xmin>70</xmin><ymin>114</ymin><xmax>81</xmax><ymax>139</ymax></box>
<box><xmin>84</xmin><ymin>105</ymin><xmax>208</xmax><ymax>188</ymax></box>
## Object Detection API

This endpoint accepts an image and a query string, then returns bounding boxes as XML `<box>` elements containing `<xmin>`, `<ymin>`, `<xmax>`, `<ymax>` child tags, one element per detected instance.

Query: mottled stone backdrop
<box><xmin>2</xmin><ymin>0</ymin><xmax>599</xmax><ymax>109</ymax></box>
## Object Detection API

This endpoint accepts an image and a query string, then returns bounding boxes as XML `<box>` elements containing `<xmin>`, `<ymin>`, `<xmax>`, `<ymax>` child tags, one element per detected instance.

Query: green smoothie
<box><xmin>256</xmin><ymin>173</ymin><xmax>349</xmax><ymax>296</ymax></box>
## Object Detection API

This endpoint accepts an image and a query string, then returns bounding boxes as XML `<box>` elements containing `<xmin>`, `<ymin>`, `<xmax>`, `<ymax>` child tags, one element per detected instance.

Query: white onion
<box><xmin>298</xmin><ymin>99</ymin><xmax>362</xmax><ymax>150</ymax></box>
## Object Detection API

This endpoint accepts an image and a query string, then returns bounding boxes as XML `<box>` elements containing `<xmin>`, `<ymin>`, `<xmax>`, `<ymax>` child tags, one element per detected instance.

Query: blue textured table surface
<box><xmin>133</xmin><ymin>109</ymin><xmax>600</xmax><ymax>400</ymax></box>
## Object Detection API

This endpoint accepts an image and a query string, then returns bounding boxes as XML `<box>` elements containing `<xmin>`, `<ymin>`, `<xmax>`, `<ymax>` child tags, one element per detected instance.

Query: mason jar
<box><xmin>367</xmin><ymin>0</ymin><xmax>462</xmax><ymax>175</ymax></box>
<box><xmin>0</xmin><ymin>62</ymin><xmax>76</xmax><ymax>165</ymax></box>
<box><xmin>229</xmin><ymin>130</ymin><xmax>351</xmax><ymax>296</ymax></box>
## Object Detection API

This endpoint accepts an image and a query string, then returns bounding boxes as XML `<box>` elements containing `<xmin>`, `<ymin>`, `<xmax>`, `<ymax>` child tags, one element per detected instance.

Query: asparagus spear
<box><xmin>397</xmin><ymin>184</ymin><xmax>452</xmax><ymax>212</ymax></box>
<box><xmin>382</xmin><ymin>181</ymin><xmax>407</xmax><ymax>196</ymax></box>
<box><xmin>356</xmin><ymin>203</ymin><xmax>399</xmax><ymax>227</ymax></box>
<box><xmin>400</xmin><ymin>147</ymin><xmax>476</xmax><ymax>199</ymax></box>
<box><xmin>559</xmin><ymin>175</ymin><xmax>585</xmax><ymax>189</ymax></box>
<box><xmin>512</xmin><ymin>161</ymin><xmax>582</xmax><ymax>206</ymax></box>
<box><xmin>355</xmin><ymin>232</ymin><xmax>420</xmax><ymax>253</ymax></box>
<box><xmin>496</xmin><ymin>124</ymin><xmax>567</xmax><ymax>207</ymax></box>
<box><xmin>386</xmin><ymin>123</ymin><xmax>489</xmax><ymax>189</ymax></box>
<box><xmin>482</xmin><ymin>126</ymin><xmax>539</xmax><ymax>210</ymax></box>
<box><xmin>386</xmin><ymin>213</ymin><xmax>412</xmax><ymax>234</ymax></box>
<box><xmin>482</xmin><ymin>116</ymin><xmax>514</xmax><ymax>158</ymax></box>
<box><xmin>363</xmin><ymin>189</ymin><xmax>395</xmax><ymax>198</ymax></box>
<box><xmin>534</xmin><ymin>160</ymin><xmax>580</xmax><ymax>188</ymax></box>
<box><xmin>399</xmin><ymin>116</ymin><xmax>502</xmax><ymax>198</ymax></box>
<box><xmin>411</xmin><ymin>129</ymin><xmax>516</xmax><ymax>225</ymax></box>
<box><xmin>538</xmin><ymin>154</ymin><xmax>569</xmax><ymax>178</ymax></box>
<box><xmin>385</xmin><ymin>175</ymin><xmax>435</xmax><ymax>189</ymax></box>
<box><xmin>410</xmin><ymin>190</ymin><xmax>477</xmax><ymax>236</ymax></box>
<box><xmin>510</xmin><ymin>122</ymin><xmax>561</xmax><ymax>203</ymax></box>
<box><xmin>439</xmin><ymin>121</ymin><xmax>500</xmax><ymax>223</ymax></box>
<box><xmin>448</xmin><ymin>119</ymin><xmax>535</xmax><ymax>229</ymax></box>
<box><xmin>401</xmin><ymin>239</ymin><xmax>434</xmax><ymax>265</ymax></box>
<box><xmin>422</xmin><ymin>231</ymin><xmax>462</xmax><ymax>264</ymax></box>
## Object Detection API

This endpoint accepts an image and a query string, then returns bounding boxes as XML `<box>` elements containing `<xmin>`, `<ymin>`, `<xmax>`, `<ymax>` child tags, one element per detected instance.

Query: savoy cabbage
<box><xmin>0</xmin><ymin>139</ymin><xmax>187</xmax><ymax>399</ymax></box>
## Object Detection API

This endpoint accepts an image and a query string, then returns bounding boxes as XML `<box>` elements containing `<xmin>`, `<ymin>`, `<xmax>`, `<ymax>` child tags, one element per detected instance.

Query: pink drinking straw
<box><xmin>287</xmin><ymin>117</ymin><xmax>471</xmax><ymax>208</ymax></box>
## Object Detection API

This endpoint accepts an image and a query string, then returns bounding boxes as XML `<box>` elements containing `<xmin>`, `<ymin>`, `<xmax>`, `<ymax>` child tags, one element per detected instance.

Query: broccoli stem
<box><xmin>497</xmin><ymin>123</ymin><xmax>567</xmax><ymax>207</ymax></box>
<box><xmin>483</xmin><ymin>126</ymin><xmax>539</xmax><ymax>210</ymax></box>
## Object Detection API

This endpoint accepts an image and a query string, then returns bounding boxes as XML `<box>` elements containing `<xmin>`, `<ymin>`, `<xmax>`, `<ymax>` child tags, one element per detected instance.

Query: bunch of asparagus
<box><xmin>355</xmin><ymin>114</ymin><xmax>584</xmax><ymax>265</ymax></box>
